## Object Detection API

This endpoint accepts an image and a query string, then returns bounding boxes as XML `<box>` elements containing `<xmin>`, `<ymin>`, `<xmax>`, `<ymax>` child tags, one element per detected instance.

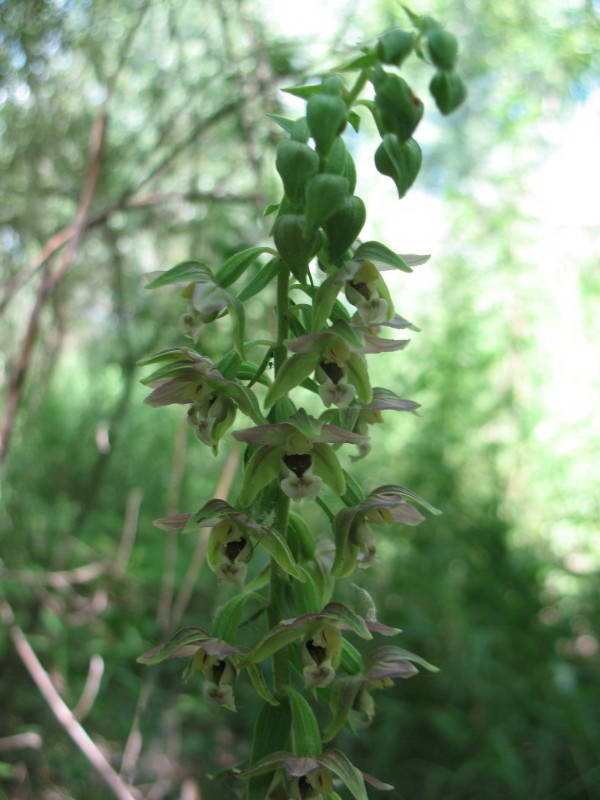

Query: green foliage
<box><xmin>1</xmin><ymin>1</ymin><xmax>599</xmax><ymax>798</ymax></box>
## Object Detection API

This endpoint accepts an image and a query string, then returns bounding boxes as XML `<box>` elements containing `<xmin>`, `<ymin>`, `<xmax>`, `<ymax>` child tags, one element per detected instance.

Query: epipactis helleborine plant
<box><xmin>138</xmin><ymin>7</ymin><xmax>466</xmax><ymax>798</ymax></box>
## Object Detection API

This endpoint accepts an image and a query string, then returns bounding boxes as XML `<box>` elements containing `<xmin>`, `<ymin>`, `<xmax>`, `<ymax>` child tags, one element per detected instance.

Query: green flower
<box><xmin>235</xmin><ymin>748</ymin><xmax>393</xmax><ymax>799</ymax></box>
<box><xmin>332</xmin><ymin>485</ymin><xmax>441</xmax><ymax>576</ymax></box>
<box><xmin>139</xmin><ymin>346</ymin><xmax>264</xmax><ymax>452</ymax></box>
<box><xmin>137</xmin><ymin>628</ymin><xmax>242</xmax><ymax>712</ymax></box>
<box><xmin>233</xmin><ymin>409</ymin><xmax>365</xmax><ymax>503</ymax></box>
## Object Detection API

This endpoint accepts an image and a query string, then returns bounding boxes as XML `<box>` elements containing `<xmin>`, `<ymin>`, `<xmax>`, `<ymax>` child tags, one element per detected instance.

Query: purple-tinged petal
<box><xmin>285</xmin><ymin>332</ymin><xmax>328</xmax><ymax>354</ymax></box>
<box><xmin>233</xmin><ymin>422</ymin><xmax>291</xmax><ymax>446</ymax></box>
<box><xmin>367</xmin><ymin>659</ymin><xmax>419</xmax><ymax>681</ymax></box>
<box><xmin>145</xmin><ymin>378</ymin><xmax>198</xmax><ymax>407</ymax></box>
<box><xmin>389</xmin><ymin>502</ymin><xmax>426</xmax><ymax>526</ymax></box>
<box><xmin>153</xmin><ymin>512</ymin><xmax>194</xmax><ymax>531</ymax></box>
<box><xmin>365</xmin><ymin>620</ymin><xmax>402</xmax><ymax>637</ymax></box>
<box><xmin>362</xmin><ymin>771</ymin><xmax>394</xmax><ymax>791</ymax></box>
<box><xmin>199</xmin><ymin>638</ymin><xmax>243</xmax><ymax>658</ymax></box>
<box><xmin>316</xmin><ymin>423</ymin><xmax>366</xmax><ymax>445</ymax></box>
<box><xmin>359</xmin><ymin>334</ymin><xmax>410</xmax><ymax>354</ymax></box>
<box><xmin>366</xmin><ymin>645</ymin><xmax>439</xmax><ymax>674</ymax></box>
<box><xmin>375</xmin><ymin>313</ymin><xmax>420</xmax><ymax>331</ymax></box>
<box><xmin>368</xmin><ymin>388</ymin><xmax>420</xmax><ymax>413</ymax></box>
<box><xmin>283</xmin><ymin>757</ymin><xmax>321</xmax><ymax>777</ymax></box>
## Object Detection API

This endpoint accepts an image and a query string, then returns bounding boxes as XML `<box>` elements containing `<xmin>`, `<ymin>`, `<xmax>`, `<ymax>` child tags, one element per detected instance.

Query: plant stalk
<box><xmin>270</xmin><ymin>260</ymin><xmax>291</xmax><ymax>691</ymax></box>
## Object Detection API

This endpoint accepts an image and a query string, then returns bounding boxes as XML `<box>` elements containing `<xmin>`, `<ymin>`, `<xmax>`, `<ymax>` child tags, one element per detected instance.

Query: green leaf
<box><xmin>323</xmin><ymin>602</ymin><xmax>372</xmax><ymax>640</ymax></box>
<box><xmin>288</xmin><ymin>686</ymin><xmax>322</xmax><ymax>758</ymax></box>
<box><xmin>238</xmin><ymin>446</ymin><xmax>283</xmax><ymax>507</ymax></box>
<box><xmin>246</xmin><ymin>663</ymin><xmax>280</xmax><ymax>706</ymax></box>
<box><xmin>312</xmin><ymin>443</ymin><xmax>346</xmax><ymax>496</ymax></box>
<box><xmin>264</xmin><ymin>201</ymin><xmax>280</xmax><ymax>216</ymax></box>
<box><xmin>268</xmin><ymin>114</ymin><xmax>310</xmax><ymax>141</ymax></box>
<box><xmin>287</xmin><ymin>512</ymin><xmax>316</xmax><ymax>561</ymax></box>
<box><xmin>353</xmin><ymin>241</ymin><xmax>412</xmax><ymax>272</ymax></box>
<box><xmin>213</xmin><ymin>592</ymin><xmax>266</xmax><ymax>642</ymax></box>
<box><xmin>341</xmin><ymin>470</ymin><xmax>366</xmax><ymax>506</ymax></box>
<box><xmin>264</xmin><ymin>353</ymin><xmax>320</xmax><ymax>409</ymax></box>
<box><xmin>323</xmin><ymin>677</ymin><xmax>363</xmax><ymax>742</ymax></box>
<box><xmin>289</xmin><ymin>566</ymin><xmax>322</xmax><ymax>614</ymax></box>
<box><xmin>341</xmin><ymin>639</ymin><xmax>364</xmax><ymax>675</ymax></box>
<box><xmin>318</xmin><ymin>750</ymin><xmax>368</xmax><ymax>800</ymax></box>
<box><xmin>237</xmin><ymin>360</ymin><xmax>272</xmax><ymax>387</ymax></box>
<box><xmin>333</xmin><ymin>52</ymin><xmax>379</xmax><ymax>72</ymax></box>
<box><xmin>145</xmin><ymin>261</ymin><xmax>213</xmax><ymax>289</ymax></box>
<box><xmin>238</xmin><ymin>257</ymin><xmax>281</xmax><ymax>302</ymax></box>
<box><xmin>257</xmin><ymin>528</ymin><xmax>306</xmax><ymax>582</ymax></box>
<box><xmin>215</xmin><ymin>351</ymin><xmax>242</xmax><ymax>379</ymax></box>
<box><xmin>282</xmin><ymin>83</ymin><xmax>323</xmax><ymax>99</ymax></box>
<box><xmin>137</xmin><ymin>627</ymin><xmax>208</xmax><ymax>665</ymax></box>
<box><xmin>345</xmin><ymin>352</ymin><xmax>372</xmax><ymax>405</ymax></box>
<box><xmin>226</xmin><ymin>293</ymin><xmax>246</xmax><ymax>359</ymax></box>
<box><xmin>215</xmin><ymin>246</ymin><xmax>275</xmax><ymax>288</ymax></box>
<box><xmin>247</xmin><ymin>620</ymin><xmax>308</xmax><ymax>664</ymax></box>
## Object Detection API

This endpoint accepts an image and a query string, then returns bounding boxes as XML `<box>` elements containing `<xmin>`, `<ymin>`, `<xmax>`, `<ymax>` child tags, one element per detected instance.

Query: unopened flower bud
<box><xmin>373</xmin><ymin>70</ymin><xmax>424</xmax><ymax>143</ymax></box>
<box><xmin>276</xmin><ymin>139</ymin><xmax>319</xmax><ymax>205</ymax></box>
<box><xmin>426</xmin><ymin>26</ymin><xmax>459</xmax><ymax>71</ymax></box>
<box><xmin>429</xmin><ymin>70</ymin><xmax>467</xmax><ymax>115</ymax></box>
<box><xmin>306</xmin><ymin>93</ymin><xmax>347</xmax><ymax>154</ymax></box>
<box><xmin>376</xmin><ymin>29</ymin><xmax>416</xmax><ymax>66</ymax></box>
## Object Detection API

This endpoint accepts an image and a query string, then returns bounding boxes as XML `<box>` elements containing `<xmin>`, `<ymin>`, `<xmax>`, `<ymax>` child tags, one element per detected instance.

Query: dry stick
<box><xmin>0</xmin><ymin>108</ymin><xmax>107</xmax><ymax>466</ymax></box>
<box><xmin>73</xmin><ymin>654</ymin><xmax>105</xmax><ymax>722</ymax></box>
<box><xmin>0</xmin><ymin>733</ymin><xmax>43</xmax><ymax>752</ymax></box>
<box><xmin>0</xmin><ymin>189</ymin><xmax>258</xmax><ymax>317</ymax></box>
<box><xmin>119</xmin><ymin>447</ymin><xmax>240</xmax><ymax>786</ymax></box>
<box><xmin>171</xmin><ymin>446</ymin><xmax>240</xmax><ymax>627</ymax></box>
<box><xmin>115</xmin><ymin>488</ymin><xmax>145</xmax><ymax>577</ymax></box>
<box><xmin>1</xmin><ymin>600</ymin><xmax>138</xmax><ymax>800</ymax></box>
<box><xmin>0</xmin><ymin>0</ymin><xmax>150</xmax><ymax>466</ymax></box>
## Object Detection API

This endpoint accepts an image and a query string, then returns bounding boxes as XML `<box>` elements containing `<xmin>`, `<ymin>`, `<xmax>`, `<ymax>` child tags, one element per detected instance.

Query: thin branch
<box><xmin>1</xmin><ymin>600</ymin><xmax>139</xmax><ymax>800</ymax></box>
<box><xmin>115</xmin><ymin>489</ymin><xmax>144</xmax><ymax>577</ymax></box>
<box><xmin>119</xmin><ymin>447</ymin><xmax>240</xmax><ymax>787</ymax></box>
<box><xmin>0</xmin><ymin>189</ymin><xmax>257</xmax><ymax>316</ymax></box>
<box><xmin>0</xmin><ymin>107</ymin><xmax>108</xmax><ymax>466</ymax></box>
<box><xmin>1</xmin><ymin>561</ymin><xmax>108</xmax><ymax>588</ymax></box>
<box><xmin>170</xmin><ymin>446</ymin><xmax>240</xmax><ymax>627</ymax></box>
<box><xmin>73</xmin><ymin>654</ymin><xmax>105</xmax><ymax>722</ymax></box>
<box><xmin>0</xmin><ymin>733</ymin><xmax>43</xmax><ymax>752</ymax></box>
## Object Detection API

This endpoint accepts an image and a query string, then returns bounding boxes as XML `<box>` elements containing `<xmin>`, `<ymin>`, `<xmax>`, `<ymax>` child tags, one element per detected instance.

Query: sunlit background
<box><xmin>1</xmin><ymin>0</ymin><xmax>599</xmax><ymax>798</ymax></box>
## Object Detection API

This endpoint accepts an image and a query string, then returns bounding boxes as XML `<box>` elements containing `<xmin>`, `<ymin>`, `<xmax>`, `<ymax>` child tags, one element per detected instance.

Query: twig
<box><xmin>115</xmin><ymin>489</ymin><xmax>144</xmax><ymax>578</ymax></box>
<box><xmin>1</xmin><ymin>561</ymin><xmax>108</xmax><ymax>588</ymax></box>
<box><xmin>0</xmin><ymin>733</ymin><xmax>43</xmax><ymax>751</ymax></box>
<box><xmin>0</xmin><ymin>189</ymin><xmax>258</xmax><ymax>316</ymax></box>
<box><xmin>0</xmin><ymin>107</ymin><xmax>107</xmax><ymax>466</ymax></box>
<box><xmin>74</xmin><ymin>654</ymin><xmax>105</xmax><ymax>722</ymax></box>
<box><xmin>1</xmin><ymin>599</ymin><xmax>138</xmax><ymax>800</ymax></box>
<box><xmin>170</xmin><ymin>446</ymin><xmax>240</xmax><ymax>627</ymax></box>
<box><xmin>119</xmin><ymin>447</ymin><xmax>240</xmax><ymax>787</ymax></box>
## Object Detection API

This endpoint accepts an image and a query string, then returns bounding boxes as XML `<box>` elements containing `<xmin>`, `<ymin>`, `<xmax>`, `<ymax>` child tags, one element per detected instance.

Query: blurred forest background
<box><xmin>1</xmin><ymin>0</ymin><xmax>599</xmax><ymax>798</ymax></box>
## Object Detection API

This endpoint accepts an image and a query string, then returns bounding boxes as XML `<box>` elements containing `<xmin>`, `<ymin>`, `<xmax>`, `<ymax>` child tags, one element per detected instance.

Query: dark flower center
<box><xmin>283</xmin><ymin>453</ymin><xmax>312</xmax><ymax>477</ymax></box>
<box><xmin>212</xmin><ymin>659</ymin><xmax>226</xmax><ymax>684</ymax></box>
<box><xmin>306</xmin><ymin>639</ymin><xmax>327</xmax><ymax>664</ymax></box>
<box><xmin>350</xmin><ymin>280</ymin><xmax>371</xmax><ymax>300</ymax></box>
<box><xmin>225</xmin><ymin>537</ymin><xmax>246</xmax><ymax>561</ymax></box>
<box><xmin>320</xmin><ymin>360</ymin><xmax>344</xmax><ymax>384</ymax></box>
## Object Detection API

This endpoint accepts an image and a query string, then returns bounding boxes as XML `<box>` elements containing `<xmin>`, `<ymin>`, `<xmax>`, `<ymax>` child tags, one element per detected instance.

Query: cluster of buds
<box><xmin>138</xmin><ymin>7</ymin><xmax>466</xmax><ymax>798</ymax></box>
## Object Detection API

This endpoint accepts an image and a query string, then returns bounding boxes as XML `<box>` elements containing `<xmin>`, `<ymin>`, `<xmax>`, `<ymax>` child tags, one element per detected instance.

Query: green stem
<box><xmin>270</xmin><ymin>260</ymin><xmax>291</xmax><ymax>691</ymax></box>
<box><xmin>346</xmin><ymin>67</ymin><xmax>369</xmax><ymax>107</ymax></box>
